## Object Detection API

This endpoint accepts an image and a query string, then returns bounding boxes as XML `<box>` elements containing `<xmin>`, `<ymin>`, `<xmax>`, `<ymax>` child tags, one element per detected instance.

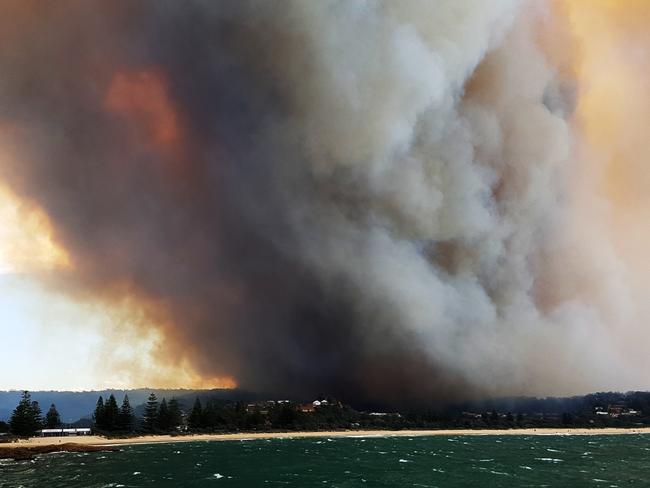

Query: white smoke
<box><xmin>255</xmin><ymin>0</ymin><xmax>647</xmax><ymax>397</ymax></box>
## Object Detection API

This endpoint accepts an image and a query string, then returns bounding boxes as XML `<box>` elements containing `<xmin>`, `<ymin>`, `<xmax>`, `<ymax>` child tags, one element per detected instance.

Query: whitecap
<box><xmin>213</xmin><ymin>473</ymin><xmax>224</xmax><ymax>479</ymax></box>
<box><xmin>398</xmin><ymin>459</ymin><xmax>411</xmax><ymax>463</ymax></box>
<box><xmin>490</xmin><ymin>470</ymin><xmax>509</xmax><ymax>476</ymax></box>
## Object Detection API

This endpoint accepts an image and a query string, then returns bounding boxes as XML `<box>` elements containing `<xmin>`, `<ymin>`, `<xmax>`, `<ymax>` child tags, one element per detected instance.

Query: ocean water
<box><xmin>2</xmin><ymin>434</ymin><xmax>650</xmax><ymax>487</ymax></box>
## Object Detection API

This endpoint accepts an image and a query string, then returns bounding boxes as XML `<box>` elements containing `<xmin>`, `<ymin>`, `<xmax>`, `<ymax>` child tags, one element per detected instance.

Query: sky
<box><xmin>2</xmin><ymin>0</ymin><xmax>650</xmax><ymax>399</ymax></box>
<box><xmin>0</xmin><ymin>186</ymin><xmax>101</xmax><ymax>390</ymax></box>
<box><xmin>0</xmin><ymin>273</ymin><xmax>106</xmax><ymax>391</ymax></box>
<box><xmin>0</xmin><ymin>185</ymin><xmax>221</xmax><ymax>391</ymax></box>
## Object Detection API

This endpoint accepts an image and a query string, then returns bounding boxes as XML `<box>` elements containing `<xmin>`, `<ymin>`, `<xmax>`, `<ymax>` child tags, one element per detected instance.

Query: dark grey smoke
<box><xmin>1</xmin><ymin>1</ymin><xmax>638</xmax><ymax>407</ymax></box>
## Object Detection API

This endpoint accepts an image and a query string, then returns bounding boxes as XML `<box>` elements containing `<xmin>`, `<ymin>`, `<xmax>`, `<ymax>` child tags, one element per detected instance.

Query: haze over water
<box><xmin>2</xmin><ymin>435</ymin><xmax>650</xmax><ymax>487</ymax></box>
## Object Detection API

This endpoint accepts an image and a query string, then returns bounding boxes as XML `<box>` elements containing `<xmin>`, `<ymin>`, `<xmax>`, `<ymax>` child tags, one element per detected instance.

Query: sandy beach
<box><xmin>3</xmin><ymin>427</ymin><xmax>650</xmax><ymax>450</ymax></box>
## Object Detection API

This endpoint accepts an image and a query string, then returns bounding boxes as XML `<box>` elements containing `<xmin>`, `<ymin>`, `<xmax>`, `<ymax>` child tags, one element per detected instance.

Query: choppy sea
<box><xmin>2</xmin><ymin>434</ymin><xmax>649</xmax><ymax>487</ymax></box>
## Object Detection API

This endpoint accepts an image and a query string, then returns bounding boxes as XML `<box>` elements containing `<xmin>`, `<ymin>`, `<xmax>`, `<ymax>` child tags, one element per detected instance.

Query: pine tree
<box><xmin>118</xmin><ymin>395</ymin><xmax>135</xmax><ymax>432</ymax></box>
<box><xmin>143</xmin><ymin>393</ymin><xmax>159</xmax><ymax>432</ymax></box>
<box><xmin>31</xmin><ymin>401</ymin><xmax>42</xmax><ymax>429</ymax></box>
<box><xmin>277</xmin><ymin>402</ymin><xmax>298</xmax><ymax>428</ymax></box>
<box><xmin>167</xmin><ymin>398</ymin><xmax>183</xmax><ymax>431</ymax></box>
<box><xmin>157</xmin><ymin>398</ymin><xmax>171</xmax><ymax>432</ymax></box>
<box><xmin>188</xmin><ymin>397</ymin><xmax>203</xmax><ymax>430</ymax></box>
<box><xmin>10</xmin><ymin>391</ymin><xmax>42</xmax><ymax>437</ymax></box>
<box><xmin>202</xmin><ymin>400</ymin><xmax>217</xmax><ymax>428</ymax></box>
<box><xmin>104</xmin><ymin>394</ymin><xmax>120</xmax><ymax>431</ymax></box>
<box><xmin>94</xmin><ymin>396</ymin><xmax>106</xmax><ymax>431</ymax></box>
<box><xmin>45</xmin><ymin>404</ymin><xmax>61</xmax><ymax>428</ymax></box>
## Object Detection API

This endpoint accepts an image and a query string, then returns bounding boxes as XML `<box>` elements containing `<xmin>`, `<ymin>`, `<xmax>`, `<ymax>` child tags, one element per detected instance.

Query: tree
<box><xmin>0</xmin><ymin>421</ymin><xmax>8</xmax><ymax>433</ymax></box>
<box><xmin>94</xmin><ymin>396</ymin><xmax>106</xmax><ymax>431</ymax></box>
<box><xmin>157</xmin><ymin>398</ymin><xmax>171</xmax><ymax>432</ymax></box>
<box><xmin>118</xmin><ymin>395</ymin><xmax>135</xmax><ymax>432</ymax></box>
<box><xmin>188</xmin><ymin>397</ymin><xmax>203</xmax><ymax>430</ymax></box>
<box><xmin>277</xmin><ymin>402</ymin><xmax>298</xmax><ymax>428</ymax></box>
<box><xmin>31</xmin><ymin>401</ymin><xmax>42</xmax><ymax>428</ymax></box>
<box><xmin>168</xmin><ymin>398</ymin><xmax>183</xmax><ymax>431</ymax></box>
<box><xmin>10</xmin><ymin>391</ymin><xmax>43</xmax><ymax>437</ymax></box>
<box><xmin>45</xmin><ymin>404</ymin><xmax>61</xmax><ymax>428</ymax></box>
<box><xmin>104</xmin><ymin>394</ymin><xmax>120</xmax><ymax>431</ymax></box>
<box><xmin>143</xmin><ymin>393</ymin><xmax>159</xmax><ymax>432</ymax></box>
<box><xmin>202</xmin><ymin>400</ymin><xmax>218</xmax><ymax>429</ymax></box>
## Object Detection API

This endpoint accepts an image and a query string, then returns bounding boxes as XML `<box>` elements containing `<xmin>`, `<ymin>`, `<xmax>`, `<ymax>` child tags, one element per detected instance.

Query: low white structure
<box><xmin>39</xmin><ymin>428</ymin><xmax>92</xmax><ymax>437</ymax></box>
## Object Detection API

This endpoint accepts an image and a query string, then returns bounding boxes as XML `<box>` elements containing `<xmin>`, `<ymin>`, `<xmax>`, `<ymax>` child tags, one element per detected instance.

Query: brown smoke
<box><xmin>1</xmin><ymin>0</ymin><xmax>649</xmax><ymax>407</ymax></box>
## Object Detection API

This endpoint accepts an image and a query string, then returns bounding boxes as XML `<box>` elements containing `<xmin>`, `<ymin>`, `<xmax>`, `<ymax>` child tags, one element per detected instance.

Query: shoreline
<box><xmin>3</xmin><ymin>427</ymin><xmax>650</xmax><ymax>450</ymax></box>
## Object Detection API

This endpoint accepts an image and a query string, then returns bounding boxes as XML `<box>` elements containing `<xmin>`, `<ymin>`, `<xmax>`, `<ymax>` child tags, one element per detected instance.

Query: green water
<box><xmin>2</xmin><ymin>434</ymin><xmax>650</xmax><ymax>487</ymax></box>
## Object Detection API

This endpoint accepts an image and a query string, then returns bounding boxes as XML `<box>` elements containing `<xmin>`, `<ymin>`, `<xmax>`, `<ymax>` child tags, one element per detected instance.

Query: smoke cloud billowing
<box><xmin>1</xmin><ymin>0</ymin><xmax>648</xmax><ymax>406</ymax></box>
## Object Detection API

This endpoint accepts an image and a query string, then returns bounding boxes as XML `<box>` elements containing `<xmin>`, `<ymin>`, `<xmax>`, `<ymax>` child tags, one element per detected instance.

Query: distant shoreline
<box><xmin>3</xmin><ymin>427</ymin><xmax>650</xmax><ymax>453</ymax></box>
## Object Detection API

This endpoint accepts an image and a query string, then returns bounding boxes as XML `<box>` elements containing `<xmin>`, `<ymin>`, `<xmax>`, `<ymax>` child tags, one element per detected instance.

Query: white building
<box><xmin>39</xmin><ymin>428</ymin><xmax>92</xmax><ymax>437</ymax></box>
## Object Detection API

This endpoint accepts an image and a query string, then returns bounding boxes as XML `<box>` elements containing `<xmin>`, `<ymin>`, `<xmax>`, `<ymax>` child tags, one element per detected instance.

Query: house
<box><xmin>461</xmin><ymin>412</ymin><xmax>483</xmax><ymax>419</ymax></box>
<box><xmin>607</xmin><ymin>404</ymin><xmax>626</xmax><ymax>417</ymax></box>
<box><xmin>246</xmin><ymin>403</ymin><xmax>269</xmax><ymax>415</ymax></box>
<box><xmin>622</xmin><ymin>409</ymin><xmax>640</xmax><ymax>416</ymax></box>
<box><xmin>39</xmin><ymin>428</ymin><xmax>92</xmax><ymax>437</ymax></box>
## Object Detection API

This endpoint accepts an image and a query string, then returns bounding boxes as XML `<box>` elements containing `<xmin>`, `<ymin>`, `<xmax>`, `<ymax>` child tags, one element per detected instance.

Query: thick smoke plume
<box><xmin>1</xmin><ymin>0</ymin><xmax>648</xmax><ymax>407</ymax></box>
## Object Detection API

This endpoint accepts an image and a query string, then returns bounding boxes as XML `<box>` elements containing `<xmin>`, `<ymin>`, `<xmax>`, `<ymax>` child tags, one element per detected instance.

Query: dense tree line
<box><xmin>93</xmin><ymin>394</ymin><xmax>135</xmax><ymax>433</ymax></box>
<box><xmin>7</xmin><ymin>391</ymin><xmax>62</xmax><ymax>437</ymax></box>
<box><xmin>7</xmin><ymin>390</ymin><xmax>650</xmax><ymax>439</ymax></box>
<box><xmin>141</xmin><ymin>393</ymin><xmax>183</xmax><ymax>433</ymax></box>
<box><xmin>177</xmin><ymin>393</ymin><xmax>650</xmax><ymax>433</ymax></box>
<box><xmin>93</xmin><ymin>393</ymin><xmax>182</xmax><ymax>434</ymax></box>
<box><xmin>450</xmin><ymin>391</ymin><xmax>650</xmax><ymax>417</ymax></box>
<box><xmin>184</xmin><ymin>398</ymin><xmax>366</xmax><ymax>432</ymax></box>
